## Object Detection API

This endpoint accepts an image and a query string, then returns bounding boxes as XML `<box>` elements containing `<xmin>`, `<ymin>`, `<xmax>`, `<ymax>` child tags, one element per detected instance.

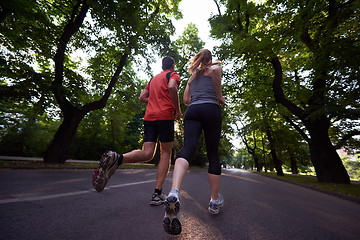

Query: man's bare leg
<box><xmin>122</xmin><ymin>142</ymin><xmax>156</xmax><ymax>164</ymax></box>
<box><xmin>155</xmin><ymin>141</ymin><xmax>173</xmax><ymax>190</ymax></box>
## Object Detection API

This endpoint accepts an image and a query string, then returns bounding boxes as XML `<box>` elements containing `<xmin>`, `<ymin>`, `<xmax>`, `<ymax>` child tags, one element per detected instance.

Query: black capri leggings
<box><xmin>177</xmin><ymin>103</ymin><xmax>222</xmax><ymax>175</ymax></box>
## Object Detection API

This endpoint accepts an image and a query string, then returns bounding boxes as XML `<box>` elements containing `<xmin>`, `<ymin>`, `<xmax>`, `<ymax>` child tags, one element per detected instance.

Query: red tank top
<box><xmin>143</xmin><ymin>70</ymin><xmax>180</xmax><ymax>121</ymax></box>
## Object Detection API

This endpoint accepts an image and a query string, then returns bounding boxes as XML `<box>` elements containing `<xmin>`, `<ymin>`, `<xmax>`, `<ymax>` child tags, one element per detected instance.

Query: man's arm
<box><xmin>139</xmin><ymin>89</ymin><xmax>149</xmax><ymax>103</ymax></box>
<box><xmin>168</xmin><ymin>78</ymin><xmax>183</xmax><ymax>119</ymax></box>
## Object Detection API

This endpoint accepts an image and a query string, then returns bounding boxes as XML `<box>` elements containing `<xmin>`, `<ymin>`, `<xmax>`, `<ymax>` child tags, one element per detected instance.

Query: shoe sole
<box><xmin>208</xmin><ymin>202</ymin><xmax>224</xmax><ymax>215</ymax></box>
<box><xmin>92</xmin><ymin>168</ymin><xmax>105</xmax><ymax>192</ymax></box>
<box><xmin>92</xmin><ymin>151</ymin><xmax>118</xmax><ymax>192</ymax></box>
<box><xmin>163</xmin><ymin>196</ymin><xmax>181</xmax><ymax>235</ymax></box>
<box><xmin>149</xmin><ymin>200</ymin><xmax>164</xmax><ymax>206</ymax></box>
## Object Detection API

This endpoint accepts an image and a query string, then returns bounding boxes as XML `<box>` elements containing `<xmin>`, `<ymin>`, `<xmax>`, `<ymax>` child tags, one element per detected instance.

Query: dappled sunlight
<box><xmin>222</xmin><ymin>173</ymin><xmax>263</xmax><ymax>184</ymax></box>
<box><xmin>174</xmin><ymin>211</ymin><xmax>225</xmax><ymax>240</ymax></box>
<box><xmin>245</xmin><ymin>223</ymin><xmax>274</xmax><ymax>240</ymax></box>
<box><xmin>166</xmin><ymin>190</ymin><xmax>225</xmax><ymax>239</ymax></box>
<box><xmin>181</xmin><ymin>190</ymin><xmax>208</xmax><ymax>213</ymax></box>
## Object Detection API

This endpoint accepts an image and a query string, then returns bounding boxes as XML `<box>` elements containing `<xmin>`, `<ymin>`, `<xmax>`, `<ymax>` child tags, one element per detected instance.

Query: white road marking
<box><xmin>0</xmin><ymin>179</ymin><xmax>156</xmax><ymax>204</ymax></box>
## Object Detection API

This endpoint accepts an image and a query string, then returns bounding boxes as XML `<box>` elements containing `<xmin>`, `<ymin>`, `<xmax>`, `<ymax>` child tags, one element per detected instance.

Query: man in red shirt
<box><xmin>92</xmin><ymin>56</ymin><xmax>182</xmax><ymax>206</ymax></box>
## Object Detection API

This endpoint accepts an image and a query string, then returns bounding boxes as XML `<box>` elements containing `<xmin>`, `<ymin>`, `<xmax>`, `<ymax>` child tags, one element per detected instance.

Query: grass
<box><xmin>257</xmin><ymin>171</ymin><xmax>360</xmax><ymax>200</ymax></box>
<box><xmin>311</xmin><ymin>183</ymin><xmax>360</xmax><ymax>198</ymax></box>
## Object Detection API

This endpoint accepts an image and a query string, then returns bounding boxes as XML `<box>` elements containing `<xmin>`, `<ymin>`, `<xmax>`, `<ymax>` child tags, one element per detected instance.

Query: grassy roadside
<box><xmin>255</xmin><ymin>171</ymin><xmax>360</xmax><ymax>202</ymax></box>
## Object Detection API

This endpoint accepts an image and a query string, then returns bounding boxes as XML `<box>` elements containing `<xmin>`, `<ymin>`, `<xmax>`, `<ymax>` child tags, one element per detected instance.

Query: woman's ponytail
<box><xmin>188</xmin><ymin>49</ymin><xmax>213</xmax><ymax>75</ymax></box>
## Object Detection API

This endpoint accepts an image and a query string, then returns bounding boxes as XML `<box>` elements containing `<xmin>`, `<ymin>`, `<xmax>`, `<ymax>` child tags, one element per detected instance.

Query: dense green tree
<box><xmin>210</xmin><ymin>0</ymin><xmax>359</xmax><ymax>183</ymax></box>
<box><xmin>70</xmin><ymin>67</ymin><xmax>145</xmax><ymax>160</ymax></box>
<box><xmin>0</xmin><ymin>0</ymin><xmax>182</xmax><ymax>163</ymax></box>
<box><xmin>225</xmin><ymin>148</ymin><xmax>253</xmax><ymax>169</ymax></box>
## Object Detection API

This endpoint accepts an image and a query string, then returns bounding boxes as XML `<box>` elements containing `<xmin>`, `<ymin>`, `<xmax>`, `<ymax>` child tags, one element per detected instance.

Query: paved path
<box><xmin>0</xmin><ymin>168</ymin><xmax>359</xmax><ymax>240</ymax></box>
<box><xmin>0</xmin><ymin>155</ymin><xmax>98</xmax><ymax>164</ymax></box>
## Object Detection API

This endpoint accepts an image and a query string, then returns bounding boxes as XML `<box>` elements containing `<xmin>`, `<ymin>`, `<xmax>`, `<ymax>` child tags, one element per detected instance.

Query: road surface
<box><xmin>0</xmin><ymin>168</ymin><xmax>359</xmax><ymax>239</ymax></box>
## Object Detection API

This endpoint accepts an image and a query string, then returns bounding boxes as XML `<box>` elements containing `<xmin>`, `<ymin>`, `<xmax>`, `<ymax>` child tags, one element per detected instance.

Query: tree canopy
<box><xmin>0</xmin><ymin>0</ymin><xmax>359</xmax><ymax>183</ymax></box>
<box><xmin>1</xmin><ymin>0</ymin><xmax>183</xmax><ymax>163</ymax></box>
<box><xmin>210</xmin><ymin>0</ymin><xmax>359</xmax><ymax>183</ymax></box>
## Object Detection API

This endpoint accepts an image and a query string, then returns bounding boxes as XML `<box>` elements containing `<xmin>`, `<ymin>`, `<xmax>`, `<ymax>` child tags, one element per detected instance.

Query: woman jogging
<box><xmin>162</xmin><ymin>49</ymin><xmax>225</xmax><ymax>235</ymax></box>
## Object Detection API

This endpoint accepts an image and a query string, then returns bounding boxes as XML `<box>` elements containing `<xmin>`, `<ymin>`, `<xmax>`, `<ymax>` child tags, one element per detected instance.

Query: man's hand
<box><xmin>175</xmin><ymin>110</ymin><xmax>183</xmax><ymax>119</ymax></box>
<box><xmin>139</xmin><ymin>89</ymin><xmax>149</xmax><ymax>103</ymax></box>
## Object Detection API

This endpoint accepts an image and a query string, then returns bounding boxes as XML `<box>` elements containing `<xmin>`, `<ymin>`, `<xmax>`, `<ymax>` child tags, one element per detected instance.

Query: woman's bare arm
<box><xmin>183</xmin><ymin>74</ymin><xmax>195</xmax><ymax>105</ymax></box>
<box><xmin>211</xmin><ymin>65</ymin><xmax>225</xmax><ymax>105</ymax></box>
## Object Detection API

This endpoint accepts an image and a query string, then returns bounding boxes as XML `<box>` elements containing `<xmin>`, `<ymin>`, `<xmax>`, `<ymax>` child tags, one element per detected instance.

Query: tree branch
<box><xmin>282</xmin><ymin>115</ymin><xmax>310</xmax><ymax>143</ymax></box>
<box><xmin>0</xmin><ymin>7</ymin><xmax>11</xmax><ymax>23</ymax></box>
<box><xmin>270</xmin><ymin>56</ymin><xmax>305</xmax><ymax>119</ymax></box>
<box><xmin>52</xmin><ymin>0</ymin><xmax>89</xmax><ymax>112</ymax></box>
<box><xmin>82</xmin><ymin>51</ymin><xmax>129</xmax><ymax>113</ymax></box>
<box><xmin>300</xmin><ymin>27</ymin><xmax>315</xmax><ymax>52</ymax></box>
<box><xmin>213</xmin><ymin>0</ymin><xmax>222</xmax><ymax>16</ymax></box>
<box><xmin>335</xmin><ymin>130</ymin><xmax>360</xmax><ymax>149</ymax></box>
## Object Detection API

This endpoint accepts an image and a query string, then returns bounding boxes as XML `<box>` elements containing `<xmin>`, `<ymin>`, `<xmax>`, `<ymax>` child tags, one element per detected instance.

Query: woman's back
<box><xmin>189</xmin><ymin>74</ymin><xmax>218</xmax><ymax>105</ymax></box>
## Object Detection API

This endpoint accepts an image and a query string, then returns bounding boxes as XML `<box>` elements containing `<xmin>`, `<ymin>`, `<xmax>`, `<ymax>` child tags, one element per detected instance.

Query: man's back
<box><xmin>144</xmin><ymin>70</ymin><xmax>180</xmax><ymax>121</ymax></box>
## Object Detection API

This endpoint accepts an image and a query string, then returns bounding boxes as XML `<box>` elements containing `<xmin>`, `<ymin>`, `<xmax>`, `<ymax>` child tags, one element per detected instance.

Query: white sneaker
<box><xmin>163</xmin><ymin>189</ymin><xmax>181</xmax><ymax>235</ymax></box>
<box><xmin>149</xmin><ymin>192</ymin><xmax>166</xmax><ymax>206</ymax></box>
<box><xmin>208</xmin><ymin>193</ymin><xmax>224</xmax><ymax>214</ymax></box>
<box><xmin>92</xmin><ymin>150</ymin><xmax>119</xmax><ymax>192</ymax></box>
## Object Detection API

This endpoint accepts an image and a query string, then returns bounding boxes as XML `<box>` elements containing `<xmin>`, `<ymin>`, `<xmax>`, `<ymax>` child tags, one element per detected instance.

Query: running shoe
<box><xmin>208</xmin><ymin>193</ymin><xmax>224</xmax><ymax>215</ymax></box>
<box><xmin>92</xmin><ymin>150</ymin><xmax>119</xmax><ymax>192</ymax></box>
<box><xmin>149</xmin><ymin>192</ymin><xmax>166</xmax><ymax>206</ymax></box>
<box><xmin>163</xmin><ymin>190</ymin><xmax>181</xmax><ymax>235</ymax></box>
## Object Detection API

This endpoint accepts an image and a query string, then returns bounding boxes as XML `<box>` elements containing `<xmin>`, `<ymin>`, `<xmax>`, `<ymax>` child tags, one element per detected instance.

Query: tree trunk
<box><xmin>261</xmin><ymin>137</ymin><xmax>268</xmax><ymax>172</ymax></box>
<box><xmin>265</xmin><ymin>126</ymin><xmax>284</xmax><ymax>176</ymax></box>
<box><xmin>270</xmin><ymin>56</ymin><xmax>350</xmax><ymax>184</ymax></box>
<box><xmin>305</xmin><ymin>118</ymin><xmax>350</xmax><ymax>184</ymax></box>
<box><xmin>0</xmin><ymin>7</ymin><xmax>11</xmax><ymax>23</ymax></box>
<box><xmin>269</xmin><ymin>159</ymin><xmax>274</xmax><ymax>172</ymax></box>
<box><xmin>253</xmin><ymin>154</ymin><xmax>261</xmax><ymax>172</ymax></box>
<box><xmin>44</xmin><ymin>109</ymin><xmax>85</xmax><ymax>163</ymax></box>
<box><xmin>241</xmin><ymin>132</ymin><xmax>261</xmax><ymax>171</ymax></box>
<box><xmin>290</xmin><ymin>152</ymin><xmax>298</xmax><ymax>174</ymax></box>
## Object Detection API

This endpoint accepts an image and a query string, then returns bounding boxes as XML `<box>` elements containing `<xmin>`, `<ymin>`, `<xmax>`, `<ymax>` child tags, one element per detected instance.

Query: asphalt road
<box><xmin>0</xmin><ymin>168</ymin><xmax>359</xmax><ymax>240</ymax></box>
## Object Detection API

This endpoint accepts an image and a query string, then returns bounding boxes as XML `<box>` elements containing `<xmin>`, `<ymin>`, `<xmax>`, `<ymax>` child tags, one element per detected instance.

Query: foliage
<box><xmin>339</xmin><ymin>151</ymin><xmax>360</xmax><ymax>181</ymax></box>
<box><xmin>209</xmin><ymin>0</ymin><xmax>359</xmax><ymax>182</ymax></box>
<box><xmin>0</xmin><ymin>0</ymin><xmax>183</xmax><ymax>161</ymax></box>
<box><xmin>1</xmin><ymin>0</ymin><xmax>357</xmax><ymax>176</ymax></box>
<box><xmin>0</xmin><ymin>0</ymin><xmax>234</xmax><ymax>165</ymax></box>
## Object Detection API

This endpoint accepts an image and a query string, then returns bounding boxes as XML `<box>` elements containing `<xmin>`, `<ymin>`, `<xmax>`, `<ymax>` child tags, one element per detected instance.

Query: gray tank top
<box><xmin>189</xmin><ymin>75</ymin><xmax>219</xmax><ymax>106</ymax></box>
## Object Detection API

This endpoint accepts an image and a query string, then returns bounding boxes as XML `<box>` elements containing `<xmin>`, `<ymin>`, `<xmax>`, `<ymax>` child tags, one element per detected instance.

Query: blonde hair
<box><xmin>188</xmin><ymin>49</ymin><xmax>222</xmax><ymax>76</ymax></box>
<box><xmin>188</xmin><ymin>49</ymin><xmax>213</xmax><ymax>75</ymax></box>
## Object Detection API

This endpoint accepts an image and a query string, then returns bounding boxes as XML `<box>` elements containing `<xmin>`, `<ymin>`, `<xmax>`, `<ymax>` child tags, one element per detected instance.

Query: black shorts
<box><xmin>143</xmin><ymin>120</ymin><xmax>174</xmax><ymax>143</ymax></box>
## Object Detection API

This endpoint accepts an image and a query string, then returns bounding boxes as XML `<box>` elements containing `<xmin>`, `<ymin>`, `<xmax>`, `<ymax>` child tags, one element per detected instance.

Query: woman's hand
<box><xmin>219</xmin><ymin>96</ymin><xmax>226</xmax><ymax>106</ymax></box>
